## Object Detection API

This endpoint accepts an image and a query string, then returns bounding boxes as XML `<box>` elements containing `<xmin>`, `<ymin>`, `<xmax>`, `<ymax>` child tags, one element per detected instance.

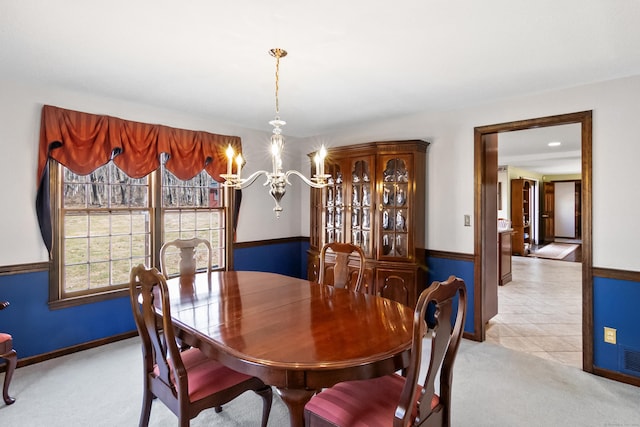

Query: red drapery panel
<box><xmin>37</xmin><ymin>104</ymin><xmax>242</xmax><ymax>182</ymax></box>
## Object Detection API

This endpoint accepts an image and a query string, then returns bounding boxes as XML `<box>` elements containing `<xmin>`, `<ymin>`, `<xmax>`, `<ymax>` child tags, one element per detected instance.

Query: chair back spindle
<box><xmin>318</xmin><ymin>242</ymin><xmax>366</xmax><ymax>292</ymax></box>
<box><xmin>160</xmin><ymin>237</ymin><xmax>213</xmax><ymax>279</ymax></box>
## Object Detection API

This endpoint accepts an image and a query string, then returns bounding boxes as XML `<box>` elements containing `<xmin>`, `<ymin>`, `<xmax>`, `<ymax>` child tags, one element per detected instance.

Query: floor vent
<box><xmin>620</xmin><ymin>346</ymin><xmax>640</xmax><ymax>377</ymax></box>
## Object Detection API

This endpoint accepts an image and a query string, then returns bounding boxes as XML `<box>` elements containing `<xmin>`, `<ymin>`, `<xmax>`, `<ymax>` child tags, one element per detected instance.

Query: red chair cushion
<box><xmin>154</xmin><ymin>348</ymin><xmax>254</xmax><ymax>403</ymax></box>
<box><xmin>0</xmin><ymin>333</ymin><xmax>12</xmax><ymax>355</ymax></box>
<box><xmin>305</xmin><ymin>374</ymin><xmax>438</xmax><ymax>427</ymax></box>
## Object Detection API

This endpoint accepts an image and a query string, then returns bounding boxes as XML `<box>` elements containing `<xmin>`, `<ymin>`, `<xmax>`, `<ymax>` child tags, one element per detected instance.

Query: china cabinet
<box><xmin>511</xmin><ymin>178</ymin><xmax>534</xmax><ymax>256</ymax></box>
<box><xmin>307</xmin><ymin>140</ymin><xmax>429</xmax><ymax>307</ymax></box>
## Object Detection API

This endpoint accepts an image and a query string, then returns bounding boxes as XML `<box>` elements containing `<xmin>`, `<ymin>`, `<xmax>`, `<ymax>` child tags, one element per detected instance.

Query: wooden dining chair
<box><xmin>1</xmin><ymin>300</ymin><xmax>17</xmax><ymax>405</ymax></box>
<box><xmin>304</xmin><ymin>275</ymin><xmax>467</xmax><ymax>427</ymax></box>
<box><xmin>318</xmin><ymin>242</ymin><xmax>366</xmax><ymax>292</ymax></box>
<box><xmin>129</xmin><ymin>265</ymin><xmax>272</xmax><ymax>427</ymax></box>
<box><xmin>159</xmin><ymin>237</ymin><xmax>213</xmax><ymax>279</ymax></box>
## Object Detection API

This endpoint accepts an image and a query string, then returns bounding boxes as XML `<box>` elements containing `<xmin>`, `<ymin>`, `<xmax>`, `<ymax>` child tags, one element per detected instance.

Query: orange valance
<box><xmin>37</xmin><ymin>105</ymin><xmax>242</xmax><ymax>182</ymax></box>
<box><xmin>36</xmin><ymin>105</ymin><xmax>242</xmax><ymax>254</ymax></box>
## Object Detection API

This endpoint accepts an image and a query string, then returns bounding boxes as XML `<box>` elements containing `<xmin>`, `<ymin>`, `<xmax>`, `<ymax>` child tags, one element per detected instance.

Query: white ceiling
<box><xmin>498</xmin><ymin>124</ymin><xmax>582</xmax><ymax>175</ymax></box>
<box><xmin>1</xmin><ymin>1</ymin><xmax>639</xmax><ymax>172</ymax></box>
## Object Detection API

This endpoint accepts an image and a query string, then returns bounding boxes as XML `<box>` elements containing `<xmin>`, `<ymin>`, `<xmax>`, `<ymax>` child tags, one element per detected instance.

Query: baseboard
<box><xmin>592</xmin><ymin>366</ymin><xmax>640</xmax><ymax>388</ymax></box>
<box><xmin>0</xmin><ymin>330</ymin><xmax>138</xmax><ymax>371</ymax></box>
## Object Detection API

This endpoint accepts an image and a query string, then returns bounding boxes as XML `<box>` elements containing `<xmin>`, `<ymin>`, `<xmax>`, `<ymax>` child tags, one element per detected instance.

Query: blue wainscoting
<box><xmin>0</xmin><ymin>240</ymin><xmax>309</xmax><ymax>360</ymax></box>
<box><xmin>233</xmin><ymin>239</ymin><xmax>309</xmax><ymax>279</ymax></box>
<box><xmin>0</xmin><ymin>271</ymin><xmax>134</xmax><ymax>359</ymax></box>
<box><xmin>426</xmin><ymin>256</ymin><xmax>476</xmax><ymax>335</ymax></box>
<box><xmin>593</xmin><ymin>276</ymin><xmax>640</xmax><ymax>378</ymax></box>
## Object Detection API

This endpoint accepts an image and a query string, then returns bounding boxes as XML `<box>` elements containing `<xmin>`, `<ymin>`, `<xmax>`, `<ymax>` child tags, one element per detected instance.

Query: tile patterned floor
<box><xmin>485</xmin><ymin>255</ymin><xmax>583</xmax><ymax>369</ymax></box>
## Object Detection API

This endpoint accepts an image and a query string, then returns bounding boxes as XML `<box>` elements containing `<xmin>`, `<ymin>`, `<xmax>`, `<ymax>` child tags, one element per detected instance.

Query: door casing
<box><xmin>473</xmin><ymin>111</ymin><xmax>593</xmax><ymax>372</ymax></box>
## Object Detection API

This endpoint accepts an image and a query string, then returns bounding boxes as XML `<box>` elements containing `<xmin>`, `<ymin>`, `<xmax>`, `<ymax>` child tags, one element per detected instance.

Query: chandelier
<box><xmin>221</xmin><ymin>48</ymin><xmax>329</xmax><ymax>217</ymax></box>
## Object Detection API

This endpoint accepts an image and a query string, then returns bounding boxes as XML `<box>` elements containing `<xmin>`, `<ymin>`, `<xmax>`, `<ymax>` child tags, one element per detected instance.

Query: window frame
<box><xmin>48</xmin><ymin>159</ymin><xmax>232</xmax><ymax>309</ymax></box>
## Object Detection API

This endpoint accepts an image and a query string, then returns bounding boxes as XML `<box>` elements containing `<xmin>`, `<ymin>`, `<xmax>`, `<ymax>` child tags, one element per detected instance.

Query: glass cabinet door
<box><xmin>324</xmin><ymin>162</ymin><xmax>345</xmax><ymax>244</ymax></box>
<box><xmin>348</xmin><ymin>157</ymin><xmax>374</xmax><ymax>257</ymax></box>
<box><xmin>378</xmin><ymin>155</ymin><xmax>411</xmax><ymax>260</ymax></box>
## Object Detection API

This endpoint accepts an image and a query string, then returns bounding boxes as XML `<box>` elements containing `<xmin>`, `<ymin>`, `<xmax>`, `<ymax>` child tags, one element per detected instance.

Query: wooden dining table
<box><xmin>164</xmin><ymin>270</ymin><xmax>414</xmax><ymax>427</ymax></box>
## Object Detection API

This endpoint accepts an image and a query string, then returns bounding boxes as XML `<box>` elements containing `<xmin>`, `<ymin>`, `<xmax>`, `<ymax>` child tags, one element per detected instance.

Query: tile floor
<box><xmin>485</xmin><ymin>254</ymin><xmax>583</xmax><ymax>369</ymax></box>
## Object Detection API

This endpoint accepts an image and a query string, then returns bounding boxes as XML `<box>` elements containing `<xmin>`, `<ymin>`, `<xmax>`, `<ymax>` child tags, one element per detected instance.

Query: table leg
<box><xmin>275</xmin><ymin>387</ymin><xmax>317</xmax><ymax>427</ymax></box>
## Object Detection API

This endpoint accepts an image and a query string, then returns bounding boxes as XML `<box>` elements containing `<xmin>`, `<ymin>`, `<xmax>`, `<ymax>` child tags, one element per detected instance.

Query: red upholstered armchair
<box><xmin>1</xmin><ymin>300</ymin><xmax>17</xmax><ymax>405</ymax></box>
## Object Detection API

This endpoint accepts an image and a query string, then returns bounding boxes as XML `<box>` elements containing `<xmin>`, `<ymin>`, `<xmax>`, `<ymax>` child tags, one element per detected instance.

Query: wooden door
<box><xmin>347</xmin><ymin>155</ymin><xmax>375</xmax><ymax>257</ymax></box>
<box><xmin>377</xmin><ymin>154</ymin><xmax>413</xmax><ymax>261</ymax></box>
<box><xmin>542</xmin><ymin>182</ymin><xmax>555</xmax><ymax>244</ymax></box>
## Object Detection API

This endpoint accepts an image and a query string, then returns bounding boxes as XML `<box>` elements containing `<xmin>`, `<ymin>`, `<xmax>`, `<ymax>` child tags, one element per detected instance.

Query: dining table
<box><xmin>164</xmin><ymin>270</ymin><xmax>414</xmax><ymax>427</ymax></box>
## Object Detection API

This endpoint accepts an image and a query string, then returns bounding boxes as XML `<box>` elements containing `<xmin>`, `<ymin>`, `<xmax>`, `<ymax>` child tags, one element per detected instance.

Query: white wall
<box><xmin>4</xmin><ymin>75</ymin><xmax>640</xmax><ymax>271</ymax></box>
<box><xmin>0</xmin><ymin>79</ymin><xmax>301</xmax><ymax>265</ymax></box>
<box><xmin>497</xmin><ymin>168</ymin><xmax>509</xmax><ymax>220</ymax></box>
<box><xmin>298</xmin><ymin>75</ymin><xmax>640</xmax><ymax>271</ymax></box>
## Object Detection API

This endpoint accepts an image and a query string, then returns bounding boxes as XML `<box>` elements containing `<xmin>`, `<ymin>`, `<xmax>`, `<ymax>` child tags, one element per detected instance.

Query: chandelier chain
<box><xmin>274</xmin><ymin>52</ymin><xmax>281</xmax><ymax>115</ymax></box>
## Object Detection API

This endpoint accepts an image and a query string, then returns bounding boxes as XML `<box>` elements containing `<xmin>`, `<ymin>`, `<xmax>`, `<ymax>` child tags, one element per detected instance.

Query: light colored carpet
<box><xmin>1</xmin><ymin>337</ymin><xmax>639</xmax><ymax>426</ymax></box>
<box><xmin>530</xmin><ymin>243</ymin><xmax>578</xmax><ymax>260</ymax></box>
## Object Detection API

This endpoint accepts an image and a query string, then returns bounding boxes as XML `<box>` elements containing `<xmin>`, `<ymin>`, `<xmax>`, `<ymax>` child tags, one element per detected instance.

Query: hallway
<box><xmin>485</xmin><ymin>255</ymin><xmax>582</xmax><ymax>369</ymax></box>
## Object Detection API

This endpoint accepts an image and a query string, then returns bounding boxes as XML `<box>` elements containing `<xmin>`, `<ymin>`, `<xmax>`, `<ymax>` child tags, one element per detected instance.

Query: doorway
<box><xmin>473</xmin><ymin>111</ymin><xmax>593</xmax><ymax>372</ymax></box>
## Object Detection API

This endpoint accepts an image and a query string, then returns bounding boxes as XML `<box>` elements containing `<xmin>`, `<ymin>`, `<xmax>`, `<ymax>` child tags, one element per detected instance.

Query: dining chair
<box><xmin>1</xmin><ymin>300</ymin><xmax>17</xmax><ymax>405</ymax></box>
<box><xmin>159</xmin><ymin>237</ymin><xmax>213</xmax><ymax>279</ymax></box>
<box><xmin>304</xmin><ymin>275</ymin><xmax>467</xmax><ymax>427</ymax></box>
<box><xmin>129</xmin><ymin>265</ymin><xmax>272</xmax><ymax>427</ymax></box>
<box><xmin>318</xmin><ymin>242</ymin><xmax>366</xmax><ymax>292</ymax></box>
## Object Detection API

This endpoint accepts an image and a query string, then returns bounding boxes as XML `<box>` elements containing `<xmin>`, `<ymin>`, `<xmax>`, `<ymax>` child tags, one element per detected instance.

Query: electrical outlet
<box><xmin>604</xmin><ymin>327</ymin><xmax>617</xmax><ymax>344</ymax></box>
<box><xmin>464</xmin><ymin>215</ymin><xmax>471</xmax><ymax>227</ymax></box>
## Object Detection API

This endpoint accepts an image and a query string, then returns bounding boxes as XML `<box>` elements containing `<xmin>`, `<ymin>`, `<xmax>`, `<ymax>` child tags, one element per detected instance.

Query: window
<box><xmin>51</xmin><ymin>157</ymin><xmax>226</xmax><ymax>305</ymax></box>
<box><xmin>161</xmin><ymin>160</ymin><xmax>226</xmax><ymax>274</ymax></box>
<box><xmin>38</xmin><ymin>105</ymin><xmax>240</xmax><ymax>307</ymax></box>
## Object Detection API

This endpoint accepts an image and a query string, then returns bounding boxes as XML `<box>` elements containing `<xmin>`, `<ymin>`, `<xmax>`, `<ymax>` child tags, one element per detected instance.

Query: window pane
<box><xmin>164</xmin><ymin>231</ymin><xmax>180</xmax><ymax>243</ymax></box>
<box><xmin>211</xmin><ymin>210</ymin><xmax>223</xmax><ymax>228</ymax></box>
<box><xmin>88</xmin><ymin>182</ymin><xmax>107</xmax><ymax>207</ymax></box>
<box><xmin>65</xmin><ymin>264</ymin><xmax>89</xmax><ymax>293</ymax></box>
<box><xmin>65</xmin><ymin>237</ymin><xmax>88</xmax><ymax>264</ymax></box>
<box><xmin>111</xmin><ymin>235</ymin><xmax>132</xmax><ymax>260</ymax></box>
<box><xmin>164</xmin><ymin>211</ymin><xmax>180</xmax><ymax>233</ymax></box>
<box><xmin>89</xmin><ymin>213</ymin><xmax>111</xmax><ymax>236</ymax></box>
<box><xmin>129</xmin><ymin>184</ymin><xmax>149</xmax><ymax>207</ymax></box>
<box><xmin>212</xmin><ymin>229</ymin><xmax>222</xmax><ymax>249</ymax></box>
<box><xmin>64</xmin><ymin>183</ymin><xmax>87</xmax><ymax>208</ymax></box>
<box><xmin>132</xmin><ymin>234</ymin><xmax>148</xmax><ymax>258</ymax></box>
<box><xmin>112</xmin><ymin>259</ymin><xmax>132</xmax><ymax>285</ymax></box>
<box><xmin>212</xmin><ymin>248</ymin><xmax>223</xmax><ymax>269</ymax></box>
<box><xmin>89</xmin><ymin>262</ymin><xmax>110</xmax><ymax>289</ymax></box>
<box><xmin>181</xmin><ymin>211</ymin><xmax>196</xmax><ymax>231</ymax></box>
<box><xmin>89</xmin><ymin>236</ymin><xmax>110</xmax><ymax>262</ymax></box>
<box><xmin>196</xmin><ymin>211</ymin><xmax>211</xmax><ymax>230</ymax></box>
<box><xmin>65</xmin><ymin>213</ymin><xmax>88</xmax><ymax>238</ymax></box>
<box><xmin>131</xmin><ymin>211</ymin><xmax>150</xmax><ymax>234</ymax></box>
<box><xmin>111</xmin><ymin>213</ymin><xmax>131</xmax><ymax>234</ymax></box>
